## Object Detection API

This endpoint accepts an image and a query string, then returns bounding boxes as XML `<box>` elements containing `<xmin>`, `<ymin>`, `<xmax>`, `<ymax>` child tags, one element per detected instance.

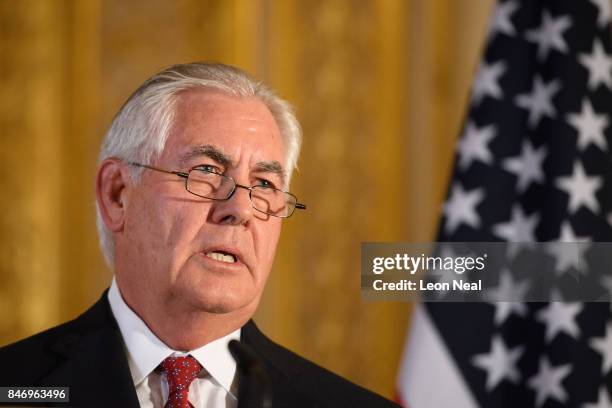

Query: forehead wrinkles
<box><xmin>173</xmin><ymin>92</ymin><xmax>280</xmax><ymax>139</ymax></box>
<box><xmin>165</xmin><ymin>91</ymin><xmax>286</xmax><ymax>174</ymax></box>
<box><xmin>174</xmin><ymin>90</ymin><xmax>271</xmax><ymax>127</ymax></box>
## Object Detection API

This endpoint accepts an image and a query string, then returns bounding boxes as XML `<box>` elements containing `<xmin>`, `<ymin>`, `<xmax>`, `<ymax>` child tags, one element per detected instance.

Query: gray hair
<box><xmin>96</xmin><ymin>62</ymin><xmax>302</xmax><ymax>267</ymax></box>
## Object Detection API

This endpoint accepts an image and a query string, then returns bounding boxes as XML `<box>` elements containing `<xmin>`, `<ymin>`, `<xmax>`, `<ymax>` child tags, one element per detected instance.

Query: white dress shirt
<box><xmin>108</xmin><ymin>278</ymin><xmax>240</xmax><ymax>408</ymax></box>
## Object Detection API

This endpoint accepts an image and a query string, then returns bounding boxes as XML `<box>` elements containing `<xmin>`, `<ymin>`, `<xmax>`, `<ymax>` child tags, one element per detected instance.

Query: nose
<box><xmin>209</xmin><ymin>184</ymin><xmax>254</xmax><ymax>226</ymax></box>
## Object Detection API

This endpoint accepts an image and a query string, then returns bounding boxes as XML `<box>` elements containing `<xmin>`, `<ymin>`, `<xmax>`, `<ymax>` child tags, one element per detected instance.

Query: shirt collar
<box><xmin>107</xmin><ymin>278</ymin><xmax>240</xmax><ymax>397</ymax></box>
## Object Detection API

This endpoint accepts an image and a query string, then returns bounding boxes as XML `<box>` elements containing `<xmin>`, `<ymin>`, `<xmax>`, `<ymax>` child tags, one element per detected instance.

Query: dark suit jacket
<box><xmin>0</xmin><ymin>291</ymin><xmax>399</xmax><ymax>408</ymax></box>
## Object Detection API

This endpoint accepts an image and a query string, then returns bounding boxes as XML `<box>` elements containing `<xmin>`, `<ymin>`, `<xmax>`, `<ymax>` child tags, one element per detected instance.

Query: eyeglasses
<box><xmin>128</xmin><ymin>162</ymin><xmax>306</xmax><ymax>218</ymax></box>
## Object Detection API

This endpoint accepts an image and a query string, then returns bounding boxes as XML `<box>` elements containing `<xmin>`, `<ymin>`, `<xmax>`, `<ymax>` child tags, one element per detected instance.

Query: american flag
<box><xmin>397</xmin><ymin>0</ymin><xmax>612</xmax><ymax>407</ymax></box>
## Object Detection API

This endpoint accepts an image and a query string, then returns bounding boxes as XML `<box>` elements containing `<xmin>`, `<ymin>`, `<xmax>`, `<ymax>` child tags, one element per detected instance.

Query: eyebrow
<box><xmin>179</xmin><ymin>144</ymin><xmax>231</xmax><ymax>167</ymax></box>
<box><xmin>180</xmin><ymin>144</ymin><xmax>287</xmax><ymax>185</ymax></box>
<box><xmin>254</xmin><ymin>161</ymin><xmax>286</xmax><ymax>185</ymax></box>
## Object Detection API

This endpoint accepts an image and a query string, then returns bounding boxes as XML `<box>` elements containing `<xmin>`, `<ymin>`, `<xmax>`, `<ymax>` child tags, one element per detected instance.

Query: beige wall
<box><xmin>0</xmin><ymin>0</ymin><xmax>493</xmax><ymax>398</ymax></box>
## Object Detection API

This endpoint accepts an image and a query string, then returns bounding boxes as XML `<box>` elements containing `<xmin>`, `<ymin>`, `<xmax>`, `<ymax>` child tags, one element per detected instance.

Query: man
<box><xmin>0</xmin><ymin>63</ymin><xmax>398</xmax><ymax>408</ymax></box>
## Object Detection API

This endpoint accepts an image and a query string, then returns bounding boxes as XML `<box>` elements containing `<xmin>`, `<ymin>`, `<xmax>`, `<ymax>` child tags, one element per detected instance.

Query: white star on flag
<box><xmin>502</xmin><ymin>140</ymin><xmax>547</xmax><ymax>192</ymax></box>
<box><xmin>527</xmin><ymin>358</ymin><xmax>572</xmax><ymax>407</ymax></box>
<box><xmin>457</xmin><ymin>121</ymin><xmax>496</xmax><ymax>170</ymax></box>
<box><xmin>555</xmin><ymin>161</ymin><xmax>603</xmax><ymax>214</ymax></box>
<box><xmin>549</xmin><ymin>289</ymin><xmax>566</xmax><ymax>303</ymax></box>
<box><xmin>492</xmin><ymin>205</ymin><xmax>539</xmax><ymax>242</ymax></box>
<box><xmin>567</xmin><ymin>99</ymin><xmax>609</xmax><ymax>151</ymax></box>
<box><xmin>525</xmin><ymin>11</ymin><xmax>572</xmax><ymax>61</ymax></box>
<box><xmin>590</xmin><ymin>323</ymin><xmax>612</xmax><ymax>375</ymax></box>
<box><xmin>472</xmin><ymin>335</ymin><xmax>525</xmax><ymax>391</ymax></box>
<box><xmin>488</xmin><ymin>0</ymin><xmax>519</xmax><ymax>38</ymax></box>
<box><xmin>515</xmin><ymin>76</ymin><xmax>561</xmax><ymax>128</ymax></box>
<box><xmin>557</xmin><ymin>220</ymin><xmax>588</xmax><ymax>243</ymax></box>
<box><xmin>579</xmin><ymin>40</ymin><xmax>612</xmax><ymax>90</ymax></box>
<box><xmin>443</xmin><ymin>183</ymin><xmax>485</xmax><ymax>234</ymax></box>
<box><xmin>589</xmin><ymin>0</ymin><xmax>612</xmax><ymax>29</ymax></box>
<box><xmin>536</xmin><ymin>301</ymin><xmax>583</xmax><ymax>342</ymax></box>
<box><xmin>482</xmin><ymin>269</ymin><xmax>529</xmax><ymax>325</ymax></box>
<box><xmin>601</xmin><ymin>275</ymin><xmax>612</xmax><ymax>302</ymax></box>
<box><xmin>472</xmin><ymin>61</ymin><xmax>507</xmax><ymax>106</ymax></box>
<box><xmin>584</xmin><ymin>387</ymin><xmax>612</xmax><ymax>408</ymax></box>
<box><xmin>546</xmin><ymin>222</ymin><xmax>591</xmax><ymax>276</ymax></box>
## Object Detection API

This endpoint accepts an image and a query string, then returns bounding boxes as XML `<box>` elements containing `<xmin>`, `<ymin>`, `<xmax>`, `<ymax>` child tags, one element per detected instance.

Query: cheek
<box><xmin>128</xmin><ymin>193</ymin><xmax>205</xmax><ymax>263</ymax></box>
<box><xmin>255</xmin><ymin>221</ymin><xmax>282</xmax><ymax>269</ymax></box>
<box><xmin>165</xmin><ymin>206</ymin><xmax>201</xmax><ymax>246</ymax></box>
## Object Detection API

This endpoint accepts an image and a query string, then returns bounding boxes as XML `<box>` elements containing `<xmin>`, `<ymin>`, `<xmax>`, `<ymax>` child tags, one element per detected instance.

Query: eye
<box><xmin>255</xmin><ymin>178</ymin><xmax>278</xmax><ymax>189</ymax></box>
<box><xmin>193</xmin><ymin>164</ymin><xmax>222</xmax><ymax>174</ymax></box>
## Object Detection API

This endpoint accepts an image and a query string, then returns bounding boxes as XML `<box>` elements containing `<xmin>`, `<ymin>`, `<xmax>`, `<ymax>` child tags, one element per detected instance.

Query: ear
<box><xmin>96</xmin><ymin>159</ymin><xmax>131</xmax><ymax>232</ymax></box>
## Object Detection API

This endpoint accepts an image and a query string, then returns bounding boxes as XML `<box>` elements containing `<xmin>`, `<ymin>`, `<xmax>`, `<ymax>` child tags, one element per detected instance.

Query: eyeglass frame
<box><xmin>127</xmin><ymin>161</ymin><xmax>306</xmax><ymax>218</ymax></box>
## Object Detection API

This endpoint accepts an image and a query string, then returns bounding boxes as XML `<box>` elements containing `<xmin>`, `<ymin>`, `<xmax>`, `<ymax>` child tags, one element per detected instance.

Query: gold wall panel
<box><xmin>257</xmin><ymin>0</ymin><xmax>412</xmax><ymax>396</ymax></box>
<box><xmin>0</xmin><ymin>0</ymin><xmax>66</xmax><ymax>341</ymax></box>
<box><xmin>0</xmin><ymin>0</ymin><xmax>492</xmax><ymax>399</ymax></box>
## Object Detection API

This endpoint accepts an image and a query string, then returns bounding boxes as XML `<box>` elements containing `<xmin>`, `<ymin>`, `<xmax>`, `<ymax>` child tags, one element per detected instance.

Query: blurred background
<box><xmin>0</xmin><ymin>0</ymin><xmax>494</xmax><ymax>399</ymax></box>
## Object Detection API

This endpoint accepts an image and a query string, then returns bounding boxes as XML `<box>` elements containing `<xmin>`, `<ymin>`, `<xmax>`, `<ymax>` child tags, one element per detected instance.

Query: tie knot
<box><xmin>160</xmin><ymin>355</ymin><xmax>202</xmax><ymax>398</ymax></box>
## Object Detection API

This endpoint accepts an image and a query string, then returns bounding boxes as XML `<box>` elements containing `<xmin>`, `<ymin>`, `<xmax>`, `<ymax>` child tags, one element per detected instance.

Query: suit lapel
<box><xmin>38</xmin><ymin>294</ymin><xmax>140</xmax><ymax>408</ymax></box>
<box><xmin>33</xmin><ymin>297</ymin><xmax>321</xmax><ymax>407</ymax></box>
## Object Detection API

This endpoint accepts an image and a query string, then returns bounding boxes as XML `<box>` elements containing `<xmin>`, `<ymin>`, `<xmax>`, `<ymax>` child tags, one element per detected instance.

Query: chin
<box><xmin>196</xmin><ymin>289</ymin><xmax>250</xmax><ymax>313</ymax></box>
<box><xmin>176</xmin><ymin>259</ymin><xmax>264</xmax><ymax>315</ymax></box>
<box><xmin>183</xmin><ymin>281</ymin><xmax>258</xmax><ymax>315</ymax></box>
<box><xmin>197</xmin><ymin>301</ymin><xmax>248</xmax><ymax>314</ymax></box>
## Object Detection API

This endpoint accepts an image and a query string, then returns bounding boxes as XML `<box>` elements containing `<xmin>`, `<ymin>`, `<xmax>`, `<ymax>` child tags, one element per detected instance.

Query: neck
<box><xmin>144</xmin><ymin>308</ymin><xmax>248</xmax><ymax>350</ymax></box>
<box><xmin>115</xmin><ymin>281</ymin><xmax>253</xmax><ymax>351</ymax></box>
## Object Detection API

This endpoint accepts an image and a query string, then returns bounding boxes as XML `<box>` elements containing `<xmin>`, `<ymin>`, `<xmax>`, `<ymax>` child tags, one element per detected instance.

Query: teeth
<box><xmin>205</xmin><ymin>251</ymin><xmax>236</xmax><ymax>263</ymax></box>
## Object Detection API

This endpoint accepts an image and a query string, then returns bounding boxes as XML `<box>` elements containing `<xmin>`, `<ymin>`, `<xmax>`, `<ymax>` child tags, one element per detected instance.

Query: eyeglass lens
<box><xmin>186</xmin><ymin>170</ymin><xmax>295</xmax><ymax>217</ymax></box>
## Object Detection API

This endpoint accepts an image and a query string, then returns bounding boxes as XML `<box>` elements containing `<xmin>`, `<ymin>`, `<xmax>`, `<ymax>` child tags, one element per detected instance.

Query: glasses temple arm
<box><xmin>128</xmin><ymin>162</ymin><xmax>188</xmax><ymax>179</ymax></box>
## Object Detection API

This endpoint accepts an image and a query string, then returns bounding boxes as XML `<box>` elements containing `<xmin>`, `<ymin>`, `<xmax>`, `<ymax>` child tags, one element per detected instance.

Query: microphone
<box><xmin>228</xmin><ymin>339</ymin><xmax>272</xmax><ymax>408</ymax></box>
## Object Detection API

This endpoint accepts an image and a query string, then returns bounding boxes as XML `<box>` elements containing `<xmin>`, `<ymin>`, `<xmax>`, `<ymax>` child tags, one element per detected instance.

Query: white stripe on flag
<box><xmin>397</xmin><ymin>305</ymin><xmax>478</xmax><ymax>408</ymax></box>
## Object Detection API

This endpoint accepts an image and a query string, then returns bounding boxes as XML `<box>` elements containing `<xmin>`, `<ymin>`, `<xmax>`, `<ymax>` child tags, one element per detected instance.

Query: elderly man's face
<box><xmin>118</xmin><ymin>89</ymin><xmax>285</xmax><ymax>318</ymax></box>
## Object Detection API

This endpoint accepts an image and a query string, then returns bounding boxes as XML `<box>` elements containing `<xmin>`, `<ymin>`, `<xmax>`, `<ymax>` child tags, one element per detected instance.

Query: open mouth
<box><xmin>204</xmin><ymin>251</ymin><xmax>237</xmax><ymax>264</ymax></box>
